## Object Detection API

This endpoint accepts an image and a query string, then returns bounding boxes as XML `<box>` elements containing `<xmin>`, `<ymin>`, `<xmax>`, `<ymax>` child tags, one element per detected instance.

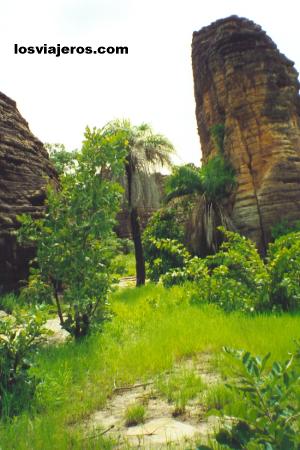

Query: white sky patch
<box><xmin>1</xmin><ymin>0</ymin><xmax>299</xmax><ymax>166</ymax></box>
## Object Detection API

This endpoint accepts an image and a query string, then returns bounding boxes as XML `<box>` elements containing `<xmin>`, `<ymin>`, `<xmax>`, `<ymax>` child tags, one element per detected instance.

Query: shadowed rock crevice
<box><xmin>0</xmin><ymin>91</ymin><xmax>58</xmax><ymax>292</ymax></box>
<box><xmin>192</xmin><ymin>16</ymin><xmax>300</xmax><ymax>253</ymax></box>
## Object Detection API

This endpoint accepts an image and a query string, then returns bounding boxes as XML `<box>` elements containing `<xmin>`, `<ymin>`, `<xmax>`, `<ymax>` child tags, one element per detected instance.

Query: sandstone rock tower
<box><xmin>192</xmin><ymin>16</ymin><xmax>300</xmax><ymax>253</ymax></box>
<box><xmin>0</xmin><ymin>92</ymin><xmax>57</xmax><ymax>292</ymax></box>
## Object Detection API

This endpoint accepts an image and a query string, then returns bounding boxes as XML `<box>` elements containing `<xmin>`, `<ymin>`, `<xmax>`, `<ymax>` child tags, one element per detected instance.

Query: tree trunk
<box><xmin>130</xmin><ymin>207</ymin><xmax>146</xmax><ymax>286</ymax></box>
<box><xmin>125</xmin><ymin>162</ymin><xmax>146</xmax><ymax>286</ymax></box>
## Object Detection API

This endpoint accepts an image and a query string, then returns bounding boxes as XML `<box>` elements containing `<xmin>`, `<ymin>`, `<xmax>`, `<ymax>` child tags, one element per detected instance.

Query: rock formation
<box><xmin>0</xmin><ymin>91</ymin><xmax>57</xmax><ymax>292</ymax></box>
<box><xmin>192</xmin><ymin>16</ymin><xmax>300</xmax><ymax>253</ymax></box>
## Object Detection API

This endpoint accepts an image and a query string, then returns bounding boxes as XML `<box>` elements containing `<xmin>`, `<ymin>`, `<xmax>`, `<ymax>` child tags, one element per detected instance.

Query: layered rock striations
<box><xmin>0</xmin><ymin>91</ymin><xmax>57</xmax><ymax>292</ymax></box>
<box><xmin>192</xmin><ymin>16</ymin><xmax>300</xmax><ymax>253</ymax></box>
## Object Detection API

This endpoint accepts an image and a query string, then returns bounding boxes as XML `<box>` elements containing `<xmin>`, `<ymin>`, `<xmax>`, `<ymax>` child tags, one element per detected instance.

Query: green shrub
<box><xmin>144</xmin><ymin>238</ymin><xmax>190</xmax><ymax>282</ymax></box>
<box><xmin>163</xmin><ymin>228</ymin><xmax>269</xmax><ymax>312</ymax></box>
<box><xmin>215</xmin><ymin>347</ymin><xmax>300</xmax><ymax>449</ymax></box>
<box><xmin>268</xmin><ymin>231</ymin><xmax>300</xmax><ymax>311</ymax></box>
<box><xmin>118</xmin><ymin>238</ymin><xmax>134</xmax><ymax>255</ymax></box>
<box><xmin>143</xmin><ymin>209</ymin><xmax>187</xmax><ymax>282</ymax></box>
<box><xmin>271</xmin><ymin>219</ymin><xmax>300</xmax><ymax>240</ymax></box>
<box><xmin>143</xmin><ymin>208</ymin><xmax>184</xmax><ymax>246</ymax></box>
<box><xmin>0</xmin><ymin>309</ymin><xmax>46</xmax><ymax>418</ymax></box>
<box><xmin>163</xmin><ymin>228</ymin><xmax>300</xmax><ymax>313</ymax></box>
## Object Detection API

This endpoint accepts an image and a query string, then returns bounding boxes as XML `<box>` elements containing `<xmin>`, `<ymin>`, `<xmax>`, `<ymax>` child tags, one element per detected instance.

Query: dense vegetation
<box><xmin>0</xmin><ymin>284</ymin><xmax>299</xmax><ymax>449</ymax></box>
<box><xmin>0</xmin><ymin>121</ymin><xmax>299</xmax><ymax>449</ymax></box>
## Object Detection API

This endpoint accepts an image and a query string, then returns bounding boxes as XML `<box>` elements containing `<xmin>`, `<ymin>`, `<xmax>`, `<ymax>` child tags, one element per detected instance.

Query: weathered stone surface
<box><xmin>0</xmin><ymin>91</ymin><xmax>57</xmax><ymax>292</ymax></box>
<box><xmin>192</xmin><ymin>16</ymin><xmax>300</xmax><ymax>253</ymax></box>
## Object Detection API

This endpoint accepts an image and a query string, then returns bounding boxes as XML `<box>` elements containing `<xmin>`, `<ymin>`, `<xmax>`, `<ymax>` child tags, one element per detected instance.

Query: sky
<box><xmin>1</xmin><ymin>0</ymin><xmax>300</xmax><ymax>166</ymax></box>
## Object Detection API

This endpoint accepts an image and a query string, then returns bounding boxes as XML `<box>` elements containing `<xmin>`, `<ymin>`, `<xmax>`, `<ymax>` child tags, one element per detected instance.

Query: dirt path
<box><xmin>83</xmin><ymin>354</ymin><xmax>222</xmax><ymax>449</ymax></box>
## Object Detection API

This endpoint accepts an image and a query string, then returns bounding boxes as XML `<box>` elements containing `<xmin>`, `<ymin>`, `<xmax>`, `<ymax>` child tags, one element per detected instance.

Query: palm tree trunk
<box><xmin>130</xmin><ymin>207</ymin><xmax>146</xmax><ymax>286</ymax></box>
<box><xmin>125</xmin><ymin>163</ymin><xmax>146</xmax><ymax>286</ymax></box>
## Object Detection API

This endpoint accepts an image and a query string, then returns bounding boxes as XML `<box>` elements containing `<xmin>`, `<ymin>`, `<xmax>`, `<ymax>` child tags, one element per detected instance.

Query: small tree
<box><xmin>18</xmin><ymin>127</ymin><xmax>127</xmax><ymax>339</ymax></box>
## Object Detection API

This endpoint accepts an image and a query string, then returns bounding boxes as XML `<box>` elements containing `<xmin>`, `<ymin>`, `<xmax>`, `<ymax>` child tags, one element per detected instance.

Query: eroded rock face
<box><xmin>192</xmin><ymin>16</ymin><xmax>300</xmax><ymax>253</ymax></box>
<box><xmin>0</xmin><ymin>92</ymin><xmax>57</xmax><ymax>292</ymax></box>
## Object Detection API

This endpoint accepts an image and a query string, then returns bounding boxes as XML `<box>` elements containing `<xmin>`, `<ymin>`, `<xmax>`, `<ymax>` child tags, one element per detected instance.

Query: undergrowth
<box><xmin>0</xmin><ymin>283</ymin><xmax>299</xmax><ymax>449</ymax></box>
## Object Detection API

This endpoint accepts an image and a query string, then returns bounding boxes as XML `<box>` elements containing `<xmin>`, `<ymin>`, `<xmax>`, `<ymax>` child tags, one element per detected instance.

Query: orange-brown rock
<box><xmin>0</xmin><ymin>91</ymin><xmax>57</xmax><ymax>292</ymax></box>
<box><xmin>192</xmin><ymin>16</ymin><xmax>300</xmax><ymax>253</ymax></box>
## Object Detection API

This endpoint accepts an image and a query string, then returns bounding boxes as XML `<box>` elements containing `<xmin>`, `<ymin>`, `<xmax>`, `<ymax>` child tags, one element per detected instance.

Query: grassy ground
<box><xmin>114</xmin><ymin>252</ymin><xmax>136</xmax><ymax>277</ymax></box>
<box><xmin>0</xmin><ymin>283</ymin><xmax>299</xmax><ymax>449</ymax></box>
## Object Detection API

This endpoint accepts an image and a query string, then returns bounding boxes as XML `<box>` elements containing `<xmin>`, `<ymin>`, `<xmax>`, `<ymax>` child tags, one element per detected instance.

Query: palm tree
<box><xmin>104</xmin><ymin>119</ymin><xmax>174</xmax><ymax>286</ymax></box>
<box><xmin>165</xmin><ymin>157</ymin><xmax>236</xmax><ymax>256</ymax></box>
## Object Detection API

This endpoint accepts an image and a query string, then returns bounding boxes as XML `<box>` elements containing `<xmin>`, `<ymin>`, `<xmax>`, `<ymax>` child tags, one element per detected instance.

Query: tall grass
<box><xmin>0</xmin><ymin>283</ymin><xmax>299</xmax><ymax>449</ymax></box>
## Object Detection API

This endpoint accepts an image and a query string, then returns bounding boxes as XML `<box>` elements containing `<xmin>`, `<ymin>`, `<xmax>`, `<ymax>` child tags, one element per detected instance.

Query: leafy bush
<box><xmin>163</xmin><ymin>228</ymin><xmax>300</xmax><ymax>313</ymax></box>
<box><xmin>215</xmin><ymin>347</ymin><xmax>300</xmax><ymax>449</ymax></box>
<box><xmin>163</xmin><ymin>228</ymin><xmax>269</xmax><ymax>312</ymax></box>
<box><xmin>0</xmin><ymin>309</ymin><xmax>46</xmax><ymax>418</ymax></box>
<box><xmin>271</xmin><ymin>219</ymin><xmax>300</xmax><ymax>240</ymax></box>
<box><xmin>267</xmin><ymin>231</ymin><xmax>300</xmax><ymax>311</ymax></box>
<box><xmin>18</xmin><ymin>126</ymin><xmax>127</xmax><ymax>339</ymax></box>
<box><xmin>143</xmin><ymin>208</ymin><xmax>187</xmax><ymax>282</ymax></box>
<box><xmin>144</xmin><ymin>238</ymin><xmax>190</xmax><ymax>282</ymax></box>
<box><xmin>143</xmin><ymin>208</ymin><xmax>184</xmax><ymax>245</ymax></box>
<box><xmin>162</xmin><ymin>257</ymin><xmax>207</xmax><ymax>288</ymax></box>
<box><xmin>118</xmin><ymin>238</ymin><xmax>134</xmax><ymax>255</ymax></box>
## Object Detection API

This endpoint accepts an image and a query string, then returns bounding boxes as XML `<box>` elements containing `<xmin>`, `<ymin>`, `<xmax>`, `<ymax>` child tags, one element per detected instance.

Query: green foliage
<box><xmin>165</xmin><ymin>155</ymin><xmax>236</xmax><ymax>204</ymax></box>
<box><xmin>0</xmin><ymin>309</ymin><xmax>46</xmax><ymax>418</ymax></box>
<box><xmin>0</xmin><ymin>282</ymin><xmax>299</xmax><ymax>448</ymax></box>
<box><xmin>124</xmin><ymin>403</ymin><xmax>146</xmax><ymax>426</ymax></box>
<box><xmin>163</xmin><ymin>229</ymin><xmax>300</xmax><ymax>313</ymax></box>
<box><xmin>104</xmin><ymin>119</ymin><xmax>174</xmax><ymax>174</ymax></box>
<box><xmin>165</xmin><ymin>164</ymin><xmax>203</xmax><ymax>202</ymax></box>
<box><xmin>143</xmin><ymin>208</ymin><xmax>186</xmax><ymax>282</ymax></box>
<box><xmin>118</xmin><ymin>238</ymin><xmax>134</xmax><ymax>255</ymax></box>
<box><xmin>143</xmin><ymin>208</ymin><xmax>184</xmax><ymax>244</ymax></box>
<box><xmin>104</xmin><ymin>119</ymin><xmax>175</xmax><ymax>286</ymax></box>
<box><xmin>267</xmin><ymin>232</ymin><xmax>300</xmax><ymax>311</ymax></box>
<box><xmin>215</xmin><ymin>347</ymin><xmax>300</xmax><ymax>449</ymax></box>
<box><xmin>113</xmin><ymin>252</ymin><xmax>136</xmax><ymax>277</ymax></box>
<box><xmin>200</xmin><ymin>154</ymin><xmax>236</xmax><ymax>201</ymax></box>
<box><xmin>45</xmin><ymin>143</ymin><xmax>78</xmax><ymax>176</ymax></box>
<box><xmin>18</xmin><ymin>126</ymin><xmax>127</xmax><ymax>338</ymax></box>
<box><xmin>144</xmin><ymin>238</ymin><xmax>190</xmax><ymax>282</ymax></box>
<box><xmin>210</xmin><ymin>123</ymin><xmax>225</xmax><ymax>153</ymax></box>
<box><xmin>271</xmin><ymin>219</ymin><xmax>300</xmax><ymax>240</ymax></box>
<box><xmin>203</xmin><ymin>383</ymin><xmax>234</xmax><ymax>413</ymax></box>
<box><xmin>163</xmin><ymin>228</ymin><xmax>269</xmax><ymax>312</ymax></box>
<box><xmin>0</xmin><ymin>293</ymin><xmax>19</xmax><ymax>314</ymax></box>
